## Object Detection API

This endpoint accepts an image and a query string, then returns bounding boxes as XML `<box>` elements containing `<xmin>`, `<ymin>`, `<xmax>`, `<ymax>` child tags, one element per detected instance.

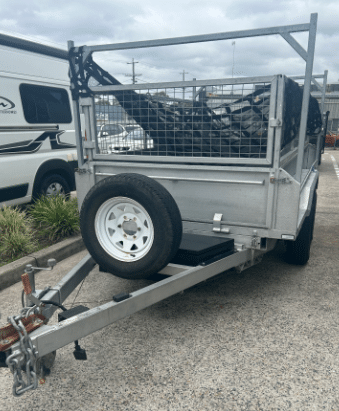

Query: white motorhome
<box><xmin>0</xmin><ymin>34</ymin><xmax>77</xmax><ymax>207</ymax></box>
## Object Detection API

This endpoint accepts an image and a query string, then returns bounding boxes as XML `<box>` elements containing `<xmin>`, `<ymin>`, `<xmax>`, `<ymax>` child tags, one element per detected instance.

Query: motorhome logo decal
<box><xmin>0</xmin><ymin>131</ymin><xmax>76</xmax><ymax>154</ymax></box>
<box><xmin>0</xmin><ymin>97</ymin><xmax>16</xmax><ymax>112</ymax></box>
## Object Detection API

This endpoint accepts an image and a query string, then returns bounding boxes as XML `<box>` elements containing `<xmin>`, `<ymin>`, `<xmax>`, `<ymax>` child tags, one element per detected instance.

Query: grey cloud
<box><xmin>0</xmin><ymin>0</ymin><xmax>337</xmax><ymax>82</ymax></box>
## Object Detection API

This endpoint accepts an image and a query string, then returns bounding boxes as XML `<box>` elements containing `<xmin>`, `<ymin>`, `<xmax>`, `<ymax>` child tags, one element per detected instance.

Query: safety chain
<box><xmin>5</xmin><ymin>305</ymin><xmax>41</xmax><ymax>396</ymax></box>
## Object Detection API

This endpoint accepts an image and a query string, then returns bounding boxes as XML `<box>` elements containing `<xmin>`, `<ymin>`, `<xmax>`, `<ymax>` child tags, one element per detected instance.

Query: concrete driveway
<box><xmin>0</xmin><ymin>149</ymin><xmax>339</xmax><ymax>410</ymax></box>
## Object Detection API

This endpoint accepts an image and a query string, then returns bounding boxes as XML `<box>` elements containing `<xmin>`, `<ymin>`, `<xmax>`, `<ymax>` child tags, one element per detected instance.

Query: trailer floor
<box><xmin>0</xmin><ymin>149</ymin><xmax>339</xmax><ymax>411</ymax></box>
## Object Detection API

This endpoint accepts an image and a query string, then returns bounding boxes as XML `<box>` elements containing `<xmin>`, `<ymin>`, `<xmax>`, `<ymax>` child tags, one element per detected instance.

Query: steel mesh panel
<box><xmin>94</xmin><ymin>78</ymin><xmax>321</xmax><ymax>160</ymax></box>
<box><xmin>95</xmin><ymin>82</ymin><xmax>271</xmax><ymax>159</ymax></box>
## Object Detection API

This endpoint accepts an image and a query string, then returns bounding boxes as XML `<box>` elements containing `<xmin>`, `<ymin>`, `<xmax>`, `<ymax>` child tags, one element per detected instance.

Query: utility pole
<box><xmin>231</xmin><ymin>41</ymin><xmax>236</xmax><ymax>96</ymax></box>
<box><xmin>231</xmin><ymin>41</ymin><xmax>236</xmax><ymax>79</ymax></box>
<box><xmin>180</xmin><ymin>70</ymin><xmax>189</xmax><ymax>100</ymax></box>
<box><xmin>193</xmin><ymin>77</ymin><xmax>197</xmax><ymax>101</ymax></box>
<box><xmin>126</xmin><ymin>58</ymin><xmax>142</xmax><ymax>84</ymax></box>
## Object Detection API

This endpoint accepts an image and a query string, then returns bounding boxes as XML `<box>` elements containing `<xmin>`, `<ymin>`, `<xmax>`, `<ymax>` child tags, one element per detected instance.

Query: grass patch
<box><xmin>0</xmin><ymin>196</ymin><xmax>80</xmax><ymax>267</ymax></box>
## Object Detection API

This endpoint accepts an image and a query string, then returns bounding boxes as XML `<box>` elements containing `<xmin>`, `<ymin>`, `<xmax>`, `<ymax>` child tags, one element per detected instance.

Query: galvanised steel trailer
<box><xmin>0</xmin><ymin>13</ymin><xmax>328</xmax><ymax>396</ymax></box>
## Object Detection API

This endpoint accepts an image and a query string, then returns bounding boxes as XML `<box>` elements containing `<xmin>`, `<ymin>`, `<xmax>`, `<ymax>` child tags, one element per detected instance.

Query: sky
<box><xmin>0</xmin><ymin>0</ymin><xmax>338</xmax><ymax>86</ymax></box>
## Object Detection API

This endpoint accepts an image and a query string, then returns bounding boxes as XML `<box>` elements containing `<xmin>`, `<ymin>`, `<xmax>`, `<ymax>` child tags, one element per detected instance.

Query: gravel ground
<box><xmin>0</xmin><ymin>150</ymin><xmax>339</xmax><ymax>410</ymax></box>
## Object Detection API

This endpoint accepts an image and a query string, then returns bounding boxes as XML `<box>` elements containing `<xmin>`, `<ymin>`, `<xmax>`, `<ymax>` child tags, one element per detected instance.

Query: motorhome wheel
<box><xmin>39</xmin><ymin>174</ymin><xmax>71</xmax><ymax>197</ymax></box>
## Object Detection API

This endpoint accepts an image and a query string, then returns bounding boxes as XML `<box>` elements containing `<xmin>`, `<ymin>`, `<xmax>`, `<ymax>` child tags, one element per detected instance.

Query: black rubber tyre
<box><xmin>285</xmin><ymin>191</ymin><xmax>317</xmax><ymax>265</ymax></box>
<box><xmin>38</xmin><ymin>174</ymin><xmax>71</xmax><ymax>198</ymax></box>
<box><xmin>309</xmin><ymin>192</ymin><xmax>317</xmax><ymax>242</ymax></box>
<box><xmin>80</xmin><ymin>173</ymin><xmax>182</xmax><ymax>280</ymax></box>
<box><xmin>318</xmin><ymin>153</ymin><xmax>322</xmax><ymax>165</ymax></box>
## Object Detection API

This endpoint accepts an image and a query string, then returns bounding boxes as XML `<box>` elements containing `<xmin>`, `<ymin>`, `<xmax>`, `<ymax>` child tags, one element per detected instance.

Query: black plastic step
<box><xmin>113</xmin><ymin>292</ymin><xmax>131</xmax><ymax>302</ymax></box>
<box><xmin>171</xmin><ymin>233</ymin><xmax>234</xmax><ymax>266</ymax></box>
<box><xmin>58</xmin><ymin>305</ymin><xmax>89</xmax><ymax>322</ymax></box>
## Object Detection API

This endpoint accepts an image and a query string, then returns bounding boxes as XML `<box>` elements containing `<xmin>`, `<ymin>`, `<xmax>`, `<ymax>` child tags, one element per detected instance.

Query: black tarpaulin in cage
<box><xmin>96</xmin><ymin>78</ymin><xmax>321</xmax><ymax>159</ymax></box>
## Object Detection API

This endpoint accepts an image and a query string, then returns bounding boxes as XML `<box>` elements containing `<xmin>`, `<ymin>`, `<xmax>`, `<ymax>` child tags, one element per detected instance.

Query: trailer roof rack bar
<box><xmin>68</xmin><ymin>13</ymin><xmax>318</xmax><ymax>181</ymax></box>
<box><xmin>76</xmin><ymin>17</ymin><xmax>315</xmax><ymax>61</ymax></box>
<box><xmin>0</xmin><ymin>33</ymin><xmax>68</xmax><ymax>60</ymax></box>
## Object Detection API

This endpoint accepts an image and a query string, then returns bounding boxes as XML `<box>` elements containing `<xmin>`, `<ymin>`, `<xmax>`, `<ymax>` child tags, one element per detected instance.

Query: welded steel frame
<box><xmin>1</xmin><ymin>16</ymin><xmax>323</xmax><ymax>395</ymax></box>
<box><xmin>6</xmin><ymin>247</ymin><xmax>259</xmax><ymax>362</ymax></box>
<box><xmin>68</xmin><ymin>13</ymin><xmax>319</xmax><ymax>181</ymax></box>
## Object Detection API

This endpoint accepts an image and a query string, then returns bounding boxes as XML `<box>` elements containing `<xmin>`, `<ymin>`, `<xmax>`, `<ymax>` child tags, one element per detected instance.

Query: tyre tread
<box><xmin>285</xmin><ymin>191</ymin><xmax>317</xmax><ymax>265</ymax></box>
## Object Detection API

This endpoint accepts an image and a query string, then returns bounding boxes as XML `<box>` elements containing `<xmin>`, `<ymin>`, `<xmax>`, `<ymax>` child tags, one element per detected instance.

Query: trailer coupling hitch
<box><xmin>24</xmin><ymin>258</ymin><xmax>57</xmax><ymax>279</ymax></box>
<box><xmin>4</xmin><ymin>311</ymin><xmax>42</xmax><ymax>396</ymax></box>
<box><xmin>0</xmin><ymin>261</ymin><xmax>58</xmax><ymax>396</ymax></box>
<box><xmin>1</xmin><ymin>258</ymin><xmax>90</xmax><ymax>396</ymax></box>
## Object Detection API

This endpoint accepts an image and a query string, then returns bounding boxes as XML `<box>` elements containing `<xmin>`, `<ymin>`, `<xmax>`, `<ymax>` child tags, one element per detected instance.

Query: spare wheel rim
<box><xmin>94</xmin><ymin>197</ymin><xmax>155</xmax><ymax>262</ymax></box>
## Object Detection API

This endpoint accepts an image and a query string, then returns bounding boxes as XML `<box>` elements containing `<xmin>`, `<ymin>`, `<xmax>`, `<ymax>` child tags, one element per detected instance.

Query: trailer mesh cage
<box><xmin>93</xmin><ymin>77</ymin><xmax>321</xmax><ymax>161</ymax></box>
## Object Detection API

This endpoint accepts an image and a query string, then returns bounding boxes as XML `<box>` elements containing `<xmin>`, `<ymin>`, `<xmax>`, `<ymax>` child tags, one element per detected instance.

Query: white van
<box><xmin>0</xmin><ymin>34</ymin><xmax>77</xmax><ymax>207</ymax></box>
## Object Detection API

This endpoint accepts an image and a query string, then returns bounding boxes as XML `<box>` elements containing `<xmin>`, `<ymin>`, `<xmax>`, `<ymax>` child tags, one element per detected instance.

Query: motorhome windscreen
<box><xmin>94</xmin><ymin>77</ymin><xmax>321</xmax><ymax>160</ymax></box>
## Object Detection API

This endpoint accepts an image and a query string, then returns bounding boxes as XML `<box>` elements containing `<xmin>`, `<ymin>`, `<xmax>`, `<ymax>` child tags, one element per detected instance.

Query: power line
<box><xmin>139</xmin><ymin>61</ymin><xmax>179</xmax><ymax>72</ymax></box>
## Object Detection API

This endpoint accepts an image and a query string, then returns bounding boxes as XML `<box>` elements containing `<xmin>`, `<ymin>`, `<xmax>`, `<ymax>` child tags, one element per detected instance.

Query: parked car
<box><xmin>109</xmin><ymin>126</ymin><xmax>153</xmax><ymax>153</ymax></box>
<box><xmin>97</xmin><ymin>123</ymin><xmax>127</xmax><ymax>139</ymax></box>
<box><xmin>97</xmin><ymin>123</ymin><xmax>153</xmax><ymax>153</ymax></box>
<box><xmin>97</xmin><ymin>124</ymin><xmax>128</xmax><ymax>153</ymax></box>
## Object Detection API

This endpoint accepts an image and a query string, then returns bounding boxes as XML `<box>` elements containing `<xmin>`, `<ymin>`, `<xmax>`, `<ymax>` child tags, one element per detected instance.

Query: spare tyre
<box><xmin>80</xmin><ymin>173</ymin><xmax>182</xmax><ymax>279</ymax></box>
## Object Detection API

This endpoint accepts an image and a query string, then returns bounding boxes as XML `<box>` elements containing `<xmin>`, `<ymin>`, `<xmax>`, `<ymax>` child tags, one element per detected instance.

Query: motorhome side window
<box><xmin>19</xmin><ymin>84</ymin><xmax>72</xmax><ymax>124</ymax></box>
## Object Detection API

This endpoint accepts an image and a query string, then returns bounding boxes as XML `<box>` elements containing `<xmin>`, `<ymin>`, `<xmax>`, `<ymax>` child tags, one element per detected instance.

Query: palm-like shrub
<box><xmin>29</xmin><ymin>195</ymin><xmax>80</xmax><ymax>240</ymax></box>
<box><xmin>0</xmin><ymin>206</ymin><xmax>36</xmax><ymax>260</ymax></box>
